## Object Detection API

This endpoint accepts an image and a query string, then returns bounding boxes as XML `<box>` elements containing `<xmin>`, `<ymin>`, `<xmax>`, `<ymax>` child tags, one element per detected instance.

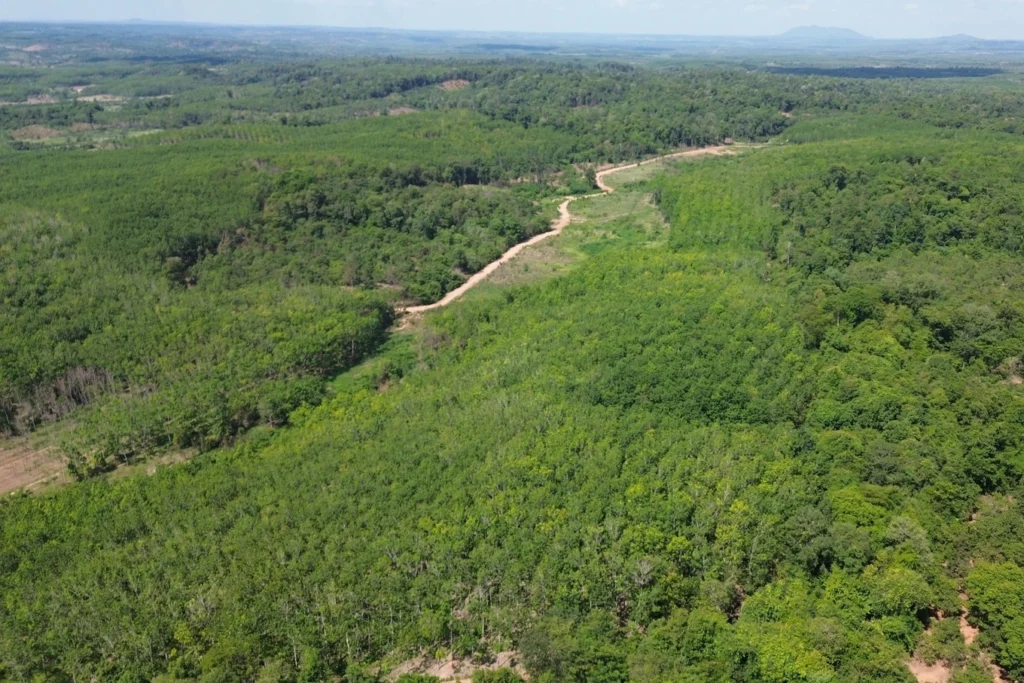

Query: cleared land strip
<box><xmin>400</xmin><ymin>145</ymin><xmax>732</xmax><ymax>315</ymax></box>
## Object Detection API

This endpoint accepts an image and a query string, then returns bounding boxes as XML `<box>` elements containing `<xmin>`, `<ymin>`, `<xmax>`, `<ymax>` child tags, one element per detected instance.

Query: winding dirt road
<box><xmin>400</xmin><ymin>146</ymin><xmax>731</xmax><ymax>315</ymax></box>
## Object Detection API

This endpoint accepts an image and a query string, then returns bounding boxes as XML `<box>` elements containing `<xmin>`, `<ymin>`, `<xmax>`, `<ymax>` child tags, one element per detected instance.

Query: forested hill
<box><xmin>5</xmin><ymin>46</ymin><xmax>1024</xmax><ymax>683</ymax></box>
<box><xmin>6</xmin><ymin>94</ymin><xmax>1024</xmax><ymax>683</ymax></box>
<box><xmin>5</xmin><ymin>56</ymin><xmax>1024</xmax><ymax>472</ymax></box>
<box><xmin>0</xmin><ymin>61</ymin><xmax>807</xmax><ymax>473</ymax></box>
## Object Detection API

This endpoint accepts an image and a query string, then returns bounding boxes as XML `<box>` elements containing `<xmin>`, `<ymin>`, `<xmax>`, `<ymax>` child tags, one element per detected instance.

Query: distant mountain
<box><xmin>928</xmin><ymin>33</ymin><xmax>984</xmax><ymax>46</ymax></box>
<box><xmin>780</xmin><ymin>26</ymin><xmax>871</xmax><ymax>42</ymax></box>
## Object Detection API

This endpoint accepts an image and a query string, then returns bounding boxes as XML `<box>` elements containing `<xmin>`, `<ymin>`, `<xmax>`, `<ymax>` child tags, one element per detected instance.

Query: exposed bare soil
<box><xmin>0</xmin><ymin>441</ymin><xmax>67</xmax><ymax>495</ymax></box>
<box><xmin>10</xmin><ymin>125</ymin><xmax>62</xmax><ymax>140</ymax></box>
<box><xmin>439</xmin><ymin>79</ymin><xmax>471</xmax><ymax>91</ymax></box>
<box><xmin>390</xmin><ymin>651</ymin><xmax>527</xmax><ymax>682</ymax></box>
<box><xmin>387</xmin><ymin>107</ymin><xmax>418</xmax><ymax>116</ymax></box>
<box><xmin>906</xmin><ymin>659</ymin><xmax>951</xmax><ymax>683</ymax></box>
<box><xmin>907</xmin><ymin>616</ymin><xmax>953</xmax><ymax>683</ymax></box>
<box><xmin>960</xmin><ymin>594</ymin><xmax>980</xmax><ymax>646</ymax></box>
<box><xmin>25</xmin><ymin>94</ymin><xmax>59</xmax><ymax>105</ymax></box>
<box><xmin>77</xmin><ymin>94</ymin><xmax>125</xmax><ymax>103</ymax></box>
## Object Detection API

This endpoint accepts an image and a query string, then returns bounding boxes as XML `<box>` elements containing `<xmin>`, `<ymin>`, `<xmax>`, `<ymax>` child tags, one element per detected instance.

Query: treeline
<box><xmin>6</xmin><ymin>57</ymin><xmax>1024</xmax><ymax>157</ymax></box>
<box><xmin>0</xmin><ymin>101</ymin><xmax>102</xmax><ymax>131</ymax></box>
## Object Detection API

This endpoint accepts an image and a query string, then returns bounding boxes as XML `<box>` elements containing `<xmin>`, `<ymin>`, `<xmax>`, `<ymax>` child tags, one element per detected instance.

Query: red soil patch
<box><xmin>907</xmin><ymin>616</ymin><xmax>952</xmax><ymax>683</ymax></box>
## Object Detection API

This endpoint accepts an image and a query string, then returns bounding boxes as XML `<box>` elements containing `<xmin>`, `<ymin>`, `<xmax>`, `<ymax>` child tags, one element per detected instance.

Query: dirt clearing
<box><xmin>25</xmin><ymin>94</ymin><xmax>59</xmax><ymax>105</ymax></box>
<box><xmin>77</xmin><ymin>94</ymin><xmax>125</xmax><ymax>103</ymax></box>
<box><xmin>906</xmin><ymin>659</ymin><xmax>951</xmax><ymax>683</ymax></box>
<box><xmin>485</xmin><ymin>235</ymin><xmax>577</xmax><ymax>288</ymax></box>
<box><xmin>0</xmin><ymin>440</ymin><xmax>68</xmax><ymax>495</ymax></box>
<box><xmin>389</xmin><ymin>651</ymin><xmax>526</xmax><ymax>682</ymax></box>
<box><xmin>439</xmin><ymin>79</ymin><xmax>471</xmax><ymax>91</ymax></box>
<box><xmin>10</xmin><ymin>125</ymin><xmax>63</xmax><ymax>140</ymax></box>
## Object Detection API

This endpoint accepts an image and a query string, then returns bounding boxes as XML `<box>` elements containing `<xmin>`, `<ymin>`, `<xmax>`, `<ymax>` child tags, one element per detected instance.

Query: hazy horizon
<box><xmin>0</xmin><ymin>20</ymin><xmax>1011</xmax><ymax>42</ymax></box>
<box><xmin>3</xmin><ymin>0</ymin><xmax>1024</xmax><ymax>42</ymax></box>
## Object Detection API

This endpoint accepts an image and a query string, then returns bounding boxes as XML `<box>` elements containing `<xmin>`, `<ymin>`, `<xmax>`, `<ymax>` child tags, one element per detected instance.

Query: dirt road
<box><xmin>401</xmin><ymin>146</ymin><xmax>730</xmax><ymax>315</ymax></box>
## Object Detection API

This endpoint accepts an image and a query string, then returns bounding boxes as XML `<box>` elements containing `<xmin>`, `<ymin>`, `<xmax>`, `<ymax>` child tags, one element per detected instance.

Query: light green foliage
<box><xmin>966</xmin><ymin>562</ymin><xmax>1024</xmax><ymax>630</ymax></box>
<box><xmin>868</xmin><ymin>567</ymin><xmax>933</xmax><ymax>618</ymax></box>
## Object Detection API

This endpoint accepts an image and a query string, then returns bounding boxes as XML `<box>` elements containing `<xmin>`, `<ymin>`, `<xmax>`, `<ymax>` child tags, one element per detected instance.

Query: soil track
<box><xmin>400</xmin><ymin>146</ymin><xmax>731</xmax><ymax>316</ymax></box>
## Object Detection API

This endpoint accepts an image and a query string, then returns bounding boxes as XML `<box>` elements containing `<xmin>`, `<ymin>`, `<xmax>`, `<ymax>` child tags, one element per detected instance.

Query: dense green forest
<box><xmin>5</xmin><ymin>27</ymin><xmax>1024</xmax><ymax>683</ymax></box>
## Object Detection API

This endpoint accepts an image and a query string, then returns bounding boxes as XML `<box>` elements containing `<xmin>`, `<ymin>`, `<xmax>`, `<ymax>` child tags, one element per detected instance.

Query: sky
<box><xmin>3</xmin><ymin>0</ymin><xmax>1024</xmax><ymax>40</ymax></box>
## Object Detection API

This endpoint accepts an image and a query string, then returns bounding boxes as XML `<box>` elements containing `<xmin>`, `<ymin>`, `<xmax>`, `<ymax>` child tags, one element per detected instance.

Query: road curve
<box><xmin>400</xmin><ymin>146</ymin><xmax>731</xmax><ymax>315</ymax></box>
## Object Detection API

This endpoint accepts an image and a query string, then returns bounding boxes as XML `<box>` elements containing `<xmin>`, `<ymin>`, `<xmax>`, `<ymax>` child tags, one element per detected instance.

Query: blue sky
<box><xmin>4</xmin><ymin>0</ymin><xmax>1024</xmax><ymax>40</ymax></box>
